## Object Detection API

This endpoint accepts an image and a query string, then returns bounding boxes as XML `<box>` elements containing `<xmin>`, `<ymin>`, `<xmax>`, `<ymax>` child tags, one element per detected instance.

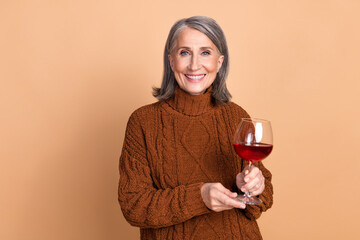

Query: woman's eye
<box><xmin>180</xmin><ymin>51</ymin><xmax>189</xmax><ymax>56</ymax></box>
<box><xmin>202</xmin><ymin>51</ymin><xmax>210</xmax><ymax>55</ymax></box>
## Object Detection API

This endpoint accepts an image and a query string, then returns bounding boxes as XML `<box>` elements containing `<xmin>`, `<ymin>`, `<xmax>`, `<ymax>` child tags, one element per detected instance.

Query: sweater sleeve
<box><xmin>242</xmin><ymin>161</ymin><xmax>273</xmax><ymax>220</ymax></box>
<box><xmin>118</xmin><ymin>110</ymin><xmax>211</xmax><ymax>229</ymax></box>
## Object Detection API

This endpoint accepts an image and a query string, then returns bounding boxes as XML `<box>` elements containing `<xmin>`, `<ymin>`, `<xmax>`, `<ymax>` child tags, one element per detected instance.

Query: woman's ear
<box><xmin>217</xmin><ymin>55</ymin><xmax>224</xmax><ymax>72</ymax></box>
<box><xmin>168</xmin><ymin>55</ymin><xmax>174</xmax><ymax>70</ymax></box>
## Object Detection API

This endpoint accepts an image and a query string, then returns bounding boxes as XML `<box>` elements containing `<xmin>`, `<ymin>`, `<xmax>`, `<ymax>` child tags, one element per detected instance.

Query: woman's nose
<box><xmin>189</xmin><ymin>55</ymin><xmax>201</xmax><ymax>71</ymax></box>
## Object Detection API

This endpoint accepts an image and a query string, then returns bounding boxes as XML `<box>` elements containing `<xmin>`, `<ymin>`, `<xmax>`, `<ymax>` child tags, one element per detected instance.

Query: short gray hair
<box><xmin>153</xmin><ymin>16</ymin><xmax>231</xmax><ymax>104</ymax></box>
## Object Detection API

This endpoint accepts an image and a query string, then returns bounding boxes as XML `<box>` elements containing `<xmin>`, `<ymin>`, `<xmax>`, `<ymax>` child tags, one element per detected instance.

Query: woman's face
<box><xmin>168</xmin><ymin>27</ymin><xmax>224</xmax><ymax>95</ymax></box>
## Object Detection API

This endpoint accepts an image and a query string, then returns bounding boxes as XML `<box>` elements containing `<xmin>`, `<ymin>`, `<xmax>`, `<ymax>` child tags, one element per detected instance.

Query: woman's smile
<box><xmin>184</xmin><ymin>74</ymin><xmax>206</xmax><ymax>82</ymax></box>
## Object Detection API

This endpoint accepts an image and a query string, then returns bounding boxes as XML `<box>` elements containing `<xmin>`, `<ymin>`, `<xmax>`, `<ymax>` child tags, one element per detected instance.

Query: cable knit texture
<box><xmin>118</xmin><ymin>87</ymin><xmax>273</xmax><ymax>239</ymax></box>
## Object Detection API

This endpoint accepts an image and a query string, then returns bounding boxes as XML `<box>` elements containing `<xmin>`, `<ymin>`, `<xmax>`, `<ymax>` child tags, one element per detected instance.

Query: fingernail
<box><xmin>244</xmin><ymin>177</ymin><xmax>249</xmax><ymax>182</ymax></box>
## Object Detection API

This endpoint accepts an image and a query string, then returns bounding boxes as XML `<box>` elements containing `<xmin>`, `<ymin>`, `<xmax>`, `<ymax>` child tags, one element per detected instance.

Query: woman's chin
<box><xmin>182</xmin><ymin>86</ymin><xmax>207</xmax><ymax>95</ymax></box>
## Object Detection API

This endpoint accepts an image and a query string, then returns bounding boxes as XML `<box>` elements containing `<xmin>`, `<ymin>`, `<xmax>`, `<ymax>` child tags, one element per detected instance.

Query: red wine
<box><xmin>233</xmin><ymin>143</ymin><xmax>273</xmax><ymax>162</ymax></box>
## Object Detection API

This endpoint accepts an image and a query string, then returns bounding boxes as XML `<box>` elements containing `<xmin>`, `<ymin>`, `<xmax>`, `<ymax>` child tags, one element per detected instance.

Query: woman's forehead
<box><xmin>174</xmin><ymin>28</ymin><xmax>217</xmax><ymax>49</ymax></box>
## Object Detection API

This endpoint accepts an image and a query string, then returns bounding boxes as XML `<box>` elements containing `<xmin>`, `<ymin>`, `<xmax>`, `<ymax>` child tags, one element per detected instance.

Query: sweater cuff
<box><xmin>244</xmin><ymin>205</ymin><xmax>261</xmax><ymax>220</ymax></box>
<box><xmin>184</xmin><ymin>182</ymin><xmax>212</xmax><ymax>217</ymax></box>
<box><xmin>243</xmin><ymin>194</ymin><xmax>267</xmax><ymax>220</ymax></box>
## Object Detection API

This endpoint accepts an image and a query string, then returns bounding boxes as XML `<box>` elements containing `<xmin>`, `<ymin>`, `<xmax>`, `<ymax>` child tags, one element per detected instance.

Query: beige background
<box><xmin>1</xmin><ymin>0</ymin><xmax>360</xmax><ymax>239</ymax></box>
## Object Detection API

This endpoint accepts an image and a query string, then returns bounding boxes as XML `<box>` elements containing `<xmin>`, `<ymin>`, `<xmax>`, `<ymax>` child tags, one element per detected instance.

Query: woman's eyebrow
<box><xmin>176</xmin><ymin>46</ymin><xmax>191</xmax><ymax>50</ymax></box>
<box><xmin>176</xmin><ymin>46</ymin><xmax>214</xmax><ymax>50</ymax></box>
<box><xmin>200</xmin><ymin>47</ymin><xmax>214</xmax><ymax>51</ymax></box>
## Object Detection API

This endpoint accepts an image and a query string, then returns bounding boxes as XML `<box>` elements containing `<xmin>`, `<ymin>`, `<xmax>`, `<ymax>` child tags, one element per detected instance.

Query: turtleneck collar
<box><xmin>165</xmin><ymin>86</ymin><xmax>215</xmax><ymax>116</ymax></box>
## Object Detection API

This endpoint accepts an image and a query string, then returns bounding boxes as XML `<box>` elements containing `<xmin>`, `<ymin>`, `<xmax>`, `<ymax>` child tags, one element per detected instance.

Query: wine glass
<box><xmin>233</xmin><ymin>118</ymin><xmax>273</xmax><ymax>205</ymax></box>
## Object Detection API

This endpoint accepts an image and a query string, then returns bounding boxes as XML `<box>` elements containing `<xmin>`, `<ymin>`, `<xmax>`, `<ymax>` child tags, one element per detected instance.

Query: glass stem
<box><xmin>245</xmin><ymin>161</ymin><xmax>253</xmax><ymax>197</ymax></box>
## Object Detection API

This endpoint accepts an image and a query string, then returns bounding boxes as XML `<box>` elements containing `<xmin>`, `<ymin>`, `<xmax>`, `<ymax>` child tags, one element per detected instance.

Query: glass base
<box><xmin>236</xmin><ymin>194</ymin><xmax>262</xmax><ymax>205</ymax></box>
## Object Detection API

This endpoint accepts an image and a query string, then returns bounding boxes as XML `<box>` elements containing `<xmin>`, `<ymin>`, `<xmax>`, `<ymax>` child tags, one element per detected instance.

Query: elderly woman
<box><xmin>118</xmin><ymin>16</ymin><xmax>273</xmax><ymax>239</ymax></box>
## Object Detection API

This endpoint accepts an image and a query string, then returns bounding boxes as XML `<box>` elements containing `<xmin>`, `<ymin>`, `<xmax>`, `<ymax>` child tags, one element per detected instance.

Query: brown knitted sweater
<box><xmin>118</xmin><ymin>87</ymin><xmax>273</xmax><ymax>239</ymax></box>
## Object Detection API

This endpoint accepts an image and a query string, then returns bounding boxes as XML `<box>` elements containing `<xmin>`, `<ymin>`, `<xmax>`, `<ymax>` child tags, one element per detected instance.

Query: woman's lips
<box><xmin>184</xmin><ymin>74</ymin><xmax>206</xmax><ymax>82</ymax></box>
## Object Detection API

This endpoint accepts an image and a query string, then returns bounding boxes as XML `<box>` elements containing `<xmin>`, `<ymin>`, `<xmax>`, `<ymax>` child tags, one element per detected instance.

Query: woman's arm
<box><xmin>118</xmin><ymin>111</ymin><xmax>211</xmax><ymax>229</ymax></box>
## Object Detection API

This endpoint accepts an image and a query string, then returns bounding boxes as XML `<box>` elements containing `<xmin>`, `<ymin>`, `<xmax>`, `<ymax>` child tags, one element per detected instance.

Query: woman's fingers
<box><xmin>236</xmin><ymin>172</ymin><xmax>245</xmax><ymax>189</ymax></box>
<box><xmin>223</xmin><ymin>195</ymin><xmax>246</xmax><ymax>209</ymax></box>
<box><xmin>240</xmin><ymin>166</ymin><xmax>265</xmax><ymax>196</ymax></box>
<box><xmin>251</xmin><ymin>183</ymin><xmax>265</xmax><ymax>196</ymax></box>
<box><xmin>222</xmin><ymin>186</ymin><xmax>238</xmax><ymax>198</ymax></box>
<box><xmin>217</xmin><ymin>184</ymin><xmax>246</xmax><ymax>209</ymax></box>
<box><xmin>244</xmin><ymin>166</ymin><xmax>260</xmax><ymax>182</ymax></box>
<box><xmin>201</xmin><ymin>183</ymin><xmax>246</xmax><ymax>212</ymax></box>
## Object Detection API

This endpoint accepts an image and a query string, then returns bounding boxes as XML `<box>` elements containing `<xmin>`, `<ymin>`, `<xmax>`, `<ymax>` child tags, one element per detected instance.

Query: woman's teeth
<box><xmin>185</xmin><ymin>74</ymin><xmax>205</xmax><ymax>80</ymax></box>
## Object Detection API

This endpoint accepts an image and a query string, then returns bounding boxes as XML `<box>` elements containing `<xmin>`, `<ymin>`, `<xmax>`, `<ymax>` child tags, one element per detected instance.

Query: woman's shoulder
<box><xmin>130</xmin><ymin>102</ymin><xmax>159</xmax><ymax>117</ymax></box>
<box><xmin>126</xmin><ymin>101</ymin><xmax>162</xmax><ymax>128</ymax></box>
<box><xmin>216</xmin><ymin>101</ymin><xmax>250</xmax><ymax>118</ymax></box>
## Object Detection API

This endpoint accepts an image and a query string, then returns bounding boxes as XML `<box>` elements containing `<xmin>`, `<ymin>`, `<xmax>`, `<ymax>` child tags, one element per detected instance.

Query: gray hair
<box><xmin>153</xmin><ymin>16</ymin><xmax>231</xmax><ymax>104</ymax></box>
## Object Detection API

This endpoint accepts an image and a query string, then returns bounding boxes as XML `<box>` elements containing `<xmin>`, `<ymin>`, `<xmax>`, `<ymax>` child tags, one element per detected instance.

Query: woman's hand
<box><xmin>236</xmin><ymin>165</ymin><xmax>265</xmax><ymax>196</ymax></box>
<box><xmin>201</xmin><ymin>183</ymin><xmax>246</xmax><ymax>212</ymax></box>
